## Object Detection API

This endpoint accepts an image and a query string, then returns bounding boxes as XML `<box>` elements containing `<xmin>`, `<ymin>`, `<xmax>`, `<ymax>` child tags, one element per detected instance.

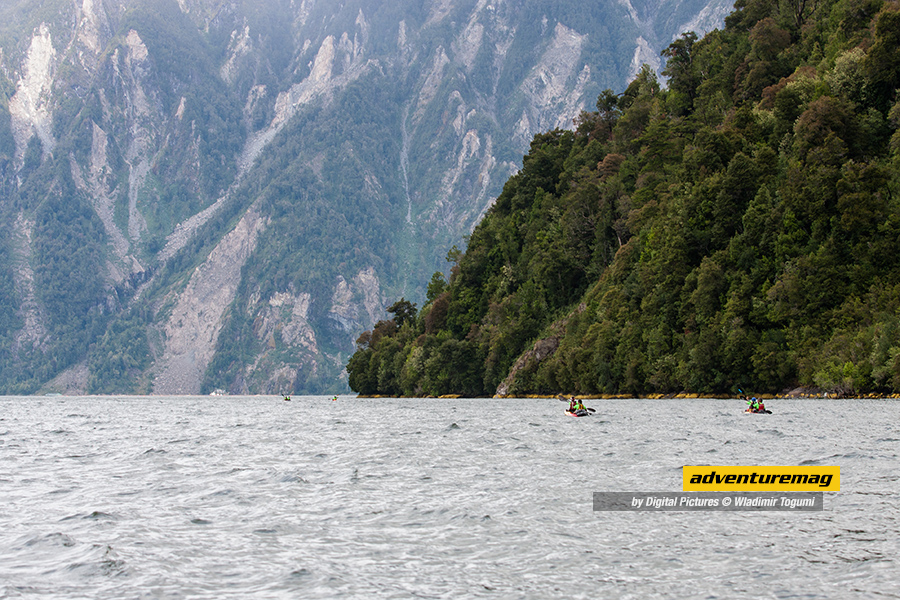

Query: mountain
<box><xmin>346</xmin><ymin>0</ymin><xmax>900</xmax><ymax>397</ymax></box>
<box><xmin>0</xmin><ymin>0</ymin><xmax>730</xmax><ymax>395</ymax></box>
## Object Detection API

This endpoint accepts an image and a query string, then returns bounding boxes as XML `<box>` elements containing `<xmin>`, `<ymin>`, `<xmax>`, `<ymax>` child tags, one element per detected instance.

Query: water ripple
<box><xmin>0</xmin><ymin>396</ymin><xmax>897</xmax><ymax>599</ymax></box>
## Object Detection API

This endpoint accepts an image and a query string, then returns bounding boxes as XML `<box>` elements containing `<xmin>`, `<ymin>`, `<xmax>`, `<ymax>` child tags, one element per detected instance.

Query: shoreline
<box><xmin>357</xmin><ymin>392</ymin><xmax>900</xmax><ymax>400</ymax></box>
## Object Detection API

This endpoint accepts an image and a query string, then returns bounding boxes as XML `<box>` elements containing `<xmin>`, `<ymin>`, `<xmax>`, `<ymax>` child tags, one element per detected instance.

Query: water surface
<box><xmin>0</xmin><ymin>396</ymin><xmax>897</xmax><ymax>598</ymax></box>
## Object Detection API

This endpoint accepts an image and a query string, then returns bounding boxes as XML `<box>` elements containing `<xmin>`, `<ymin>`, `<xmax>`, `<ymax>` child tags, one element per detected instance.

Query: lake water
<box><xmin>0</xmin><ymin>396</ymin><xmax>897</xmax><ymax>599</ymax></box>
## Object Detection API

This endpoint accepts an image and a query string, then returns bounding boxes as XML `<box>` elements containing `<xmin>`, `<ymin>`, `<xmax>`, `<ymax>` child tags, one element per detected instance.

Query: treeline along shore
<box><xmin>356</xmin><ymin>392</ymin><xmax>900</xmax><ymax>400</ymax></box>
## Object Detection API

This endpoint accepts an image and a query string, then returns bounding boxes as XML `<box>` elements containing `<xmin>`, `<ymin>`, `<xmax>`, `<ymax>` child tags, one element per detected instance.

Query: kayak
<box><xmin>566</xmin><ymin>409</ymin><xmax>591</xmax><ymax>417</ymax></box>
<box><xmin>744</xmin><ymin>409</ymin><xmax>772</xmax><ymax>414</ymax></box>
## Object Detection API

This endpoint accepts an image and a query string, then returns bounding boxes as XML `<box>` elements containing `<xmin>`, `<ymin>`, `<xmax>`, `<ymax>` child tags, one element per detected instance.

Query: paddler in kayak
<box><xmin>744</xmin><ymin>396</ymin><xmax>770</xmax><ymax>413</ymax></box>
<box><xmin>567</xmin><ymin>397</ymin><xmax>593</xmax><ymax>416</ymax></box>
<box><xmin>568</xmin><ymin>397</ymin><xmax>586</xmax><ymax>411</ymax></box>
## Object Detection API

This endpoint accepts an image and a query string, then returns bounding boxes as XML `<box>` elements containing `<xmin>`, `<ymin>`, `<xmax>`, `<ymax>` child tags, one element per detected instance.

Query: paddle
<box><xmin>559</xmin><ymin>394</ymin><xmax>590</xmax><ymax>405</ymax></box>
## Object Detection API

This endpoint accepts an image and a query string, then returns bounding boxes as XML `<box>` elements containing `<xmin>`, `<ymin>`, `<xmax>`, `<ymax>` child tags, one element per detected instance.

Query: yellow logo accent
<box><xmin>683</xmin><ymin>466</ymin><xmax>840</xmax><ymax>491</ymax></box>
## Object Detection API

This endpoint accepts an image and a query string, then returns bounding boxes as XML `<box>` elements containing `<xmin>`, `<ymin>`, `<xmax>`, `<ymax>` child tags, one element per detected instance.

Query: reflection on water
<box><xmin>0</xmin><ymin>396</ymin><xmax>897</xmax><ymax>599</ymax></box>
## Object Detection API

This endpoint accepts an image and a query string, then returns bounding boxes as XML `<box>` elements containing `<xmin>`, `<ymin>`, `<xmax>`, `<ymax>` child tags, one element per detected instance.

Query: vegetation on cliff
<box><xmin>348</xmin><ymin>0</ymin><xmax>900</xmax><ymax>397</ymax></box>
<box><xmin>4</xmin><ymin>0</ymin><xmax>712</xmax><ymax>395</ymax></box>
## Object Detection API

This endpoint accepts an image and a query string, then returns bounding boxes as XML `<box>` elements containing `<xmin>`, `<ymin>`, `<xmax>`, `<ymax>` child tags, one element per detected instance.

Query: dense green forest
<box><xmin>347</xmin><ymin>0</ymin><xmax>900</xmax><ymax>397</ymax></box>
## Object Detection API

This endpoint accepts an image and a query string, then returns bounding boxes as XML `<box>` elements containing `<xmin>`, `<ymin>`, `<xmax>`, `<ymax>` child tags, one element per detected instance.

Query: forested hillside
<box><xmin>347</xmin><ymin>0</ymin><xmax>900</xmax><ymax>397</ymax></box>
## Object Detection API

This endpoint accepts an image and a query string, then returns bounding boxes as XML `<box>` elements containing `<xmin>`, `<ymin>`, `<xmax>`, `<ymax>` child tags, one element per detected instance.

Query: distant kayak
<box><xmin>744</xmin><ymin>409</ymin><xmax>772</xmax><ymax>414</ymax></box>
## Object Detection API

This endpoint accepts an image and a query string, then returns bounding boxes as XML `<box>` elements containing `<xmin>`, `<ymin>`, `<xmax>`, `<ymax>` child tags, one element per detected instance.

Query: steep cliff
<box><xmin>0</xmin><ymin>0</ymin><xmax>728</xmax><ymax>394</ymax></box>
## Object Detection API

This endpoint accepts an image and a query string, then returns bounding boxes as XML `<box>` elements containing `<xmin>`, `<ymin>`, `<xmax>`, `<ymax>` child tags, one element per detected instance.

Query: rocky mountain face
<box><xmin>0</xmin><ymin>0</ymin><xmax>729</xmax><ymax>395</ymax></box>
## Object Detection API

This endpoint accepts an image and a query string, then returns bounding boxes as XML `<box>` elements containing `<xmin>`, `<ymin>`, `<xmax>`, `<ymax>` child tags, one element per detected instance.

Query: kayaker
<box><xmin>568</xmin><ymin>397</ymin><xmax>578</xmax><ymax>412</ymax></box>
<box><xmin>574</xmin><ymin>398</ymin><xmax>585</xmax><ymax>411</ymax></box>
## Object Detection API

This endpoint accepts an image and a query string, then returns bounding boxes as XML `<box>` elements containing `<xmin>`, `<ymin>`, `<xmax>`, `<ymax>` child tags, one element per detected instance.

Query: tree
<box><xmin>780</xmin><ymin>0</ymin><xmax>820</xmax><ymax>32</ymax></box>
<box><xmin>387</xmin><ymin>298</ymin><xmax>417</xmax><ymax>328</ymax></box>
<box><xmin>864</xmin><ymin>3</ymin><xmax>900</xmax><ymax>110</ymax></box>
<box><xmin>594</xmin><ymin>89</ymin><xmax>621</xmax><ymax>139</ymax></box>
<box><xmin>426</xmin><ymin>272</ymin><xmax>448</xmax><ymax>302</ymax></box>
<box><xmin>735</xmin><ymin>18</ymin><xmax>792</xmax><ymax>100</ymax></box>
<box><xmin>662</xmin><ymin>32</ymin><xmax>699</xmax><ymax>114</ymax></box>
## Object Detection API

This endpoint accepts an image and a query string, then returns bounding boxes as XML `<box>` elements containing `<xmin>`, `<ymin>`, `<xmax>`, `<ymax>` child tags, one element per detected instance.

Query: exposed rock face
<box><xmin>516</xmin><ymin>23</ymin><xmax>590</xmax><ymax>144</ymax></box>
<box><xmin>330</xmin><ymin>268</ymin><xmax>384</xmax><ymax>334</ymax></box>
<box><xmin>9</xmin><ymin>214</ymin><xmax>48</xmax><ymax>354</ymax></box>
<box><xmin>494</xmin><ymin>302</ymin><xmax>587</xmax><ymax>397</ymax></box>
<box><xmin>120</xmin><ymin>29</ymin><xmax>153</xmax><ymax>244</ymax></box>
<box><xmin>41</xmin><ymin>362</ymin><xmax>90</xmax><ymax>396</ymax></box>
<box><xmin>154</xmin><ymin>204</ymin><xmax>267</xmax><ymax>395</ymax></box>
<box><xmin>495</xmin><ymin>336</ymin><xmax>559</xmax><ymax>397</ymax></box>
<box><xmin>9</xmin><ymin>23</ymin><xmax>56</xmax><ymax>167</ymax></box>
<box><xmin>0</xmin><ymin>0</ymin><xmax>727</xmax><ymax>395</ymax></box>
<box><xmin>238</xmin><ymin>31</ymin><xmax>372</xmax><ymax>176</ymax></box>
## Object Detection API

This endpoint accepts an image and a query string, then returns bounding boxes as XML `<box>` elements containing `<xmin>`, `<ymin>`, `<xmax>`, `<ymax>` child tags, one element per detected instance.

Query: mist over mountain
<box><xmin>0</xmin><ymin>0</ymin><xmax>729</xmax><ymax>395</ymax></box>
